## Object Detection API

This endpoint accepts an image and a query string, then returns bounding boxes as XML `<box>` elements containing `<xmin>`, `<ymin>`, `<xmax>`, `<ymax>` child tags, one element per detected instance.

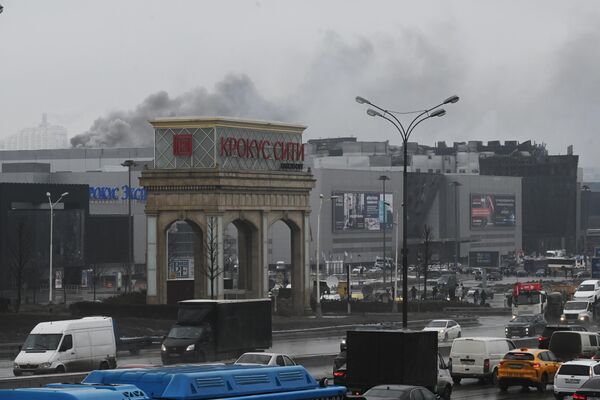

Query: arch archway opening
<box><xmin>166</xmin><ymin>220</ymin><xmax>203</xmax><ymax>304</ymax></box>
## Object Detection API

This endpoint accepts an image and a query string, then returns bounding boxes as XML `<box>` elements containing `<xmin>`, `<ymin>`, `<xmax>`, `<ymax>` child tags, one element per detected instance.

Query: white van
<box><xmin>449</xmin><ymin>337</ymin><xmax>516</xmax><ymax>384</ymax></box>
<box><xmin>549</xmin><ymin>331</ymin><xmax>600</xmax><ymax>361</ymax></box>
<box><xmin>13</xmin><ymin>316</ymin><xmax>116</xmax><ymax>375</ymax></box>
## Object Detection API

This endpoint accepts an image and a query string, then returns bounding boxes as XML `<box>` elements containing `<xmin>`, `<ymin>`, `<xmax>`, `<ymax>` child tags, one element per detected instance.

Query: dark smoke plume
<box><xmin>70</xmin><ymin>74</ymin><xmax>292</xmax><ymax>148</ymax></box>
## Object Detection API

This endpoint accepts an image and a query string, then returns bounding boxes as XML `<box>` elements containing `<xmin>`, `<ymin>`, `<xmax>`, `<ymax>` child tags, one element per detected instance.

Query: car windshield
<box><xmin>558</xmin><ymin>364</ymin><xmax>591</xmax><ymax>376</ymax></box>
<box><xmin>427</xmin><ymin>321</ymin><xmax>447</xmax><ymax>328</ymax></box>
<box><xmin>516</xmin><ymin>293</ymin><xmax>541</xmax><ymax>304</ymax></box>
<box><xmin>235</xmin><ymin>354</ymin><xmax>271</xmax><ymax>364</ymax></box>
<box><xmin>578</xmin><ymin>284</ymin><xmax>595</xmax><ymax>291</ymax></box>
<box><xmin>564</xmin><ymin>302</ymin><xmax>588</xmax><ymax>310</ymax></box>
<box><xmin>503</xmin><ymin>352</ymin><xmax>534</xmax><ymax>360</ymax></box>
<box><xmin>167</xmin><ymin>326</ymin><xmax>203</xmax><ymax>339</ymax></box>
<box><xmin>512</xmin><ymin>316</ymin><xmax>533</xmax><ymax>323</ymax></box>
<box><xmin>23</xmin><ymin>334</ymin><xmax>63</xmax><ymax>351</ymax></box>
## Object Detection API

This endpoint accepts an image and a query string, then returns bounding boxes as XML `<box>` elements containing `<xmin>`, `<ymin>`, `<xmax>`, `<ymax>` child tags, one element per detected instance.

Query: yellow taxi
<box><xmin>497</xmin><ymin>348</ymin><xmax>561</xmax><ymax>393</ymax></box>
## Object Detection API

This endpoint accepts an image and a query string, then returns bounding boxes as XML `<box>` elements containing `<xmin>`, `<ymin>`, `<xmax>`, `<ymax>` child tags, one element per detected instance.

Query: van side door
<box><xmin>56</xmin><ymin>334</ymin><xmax>75</xmax><ymax>372</ymax></box>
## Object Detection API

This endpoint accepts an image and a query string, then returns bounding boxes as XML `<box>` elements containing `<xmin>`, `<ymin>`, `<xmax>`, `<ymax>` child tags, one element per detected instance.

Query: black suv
<box><xmin>505</xmin><ymin>314</ymin><xmax>547</xmax><ymax>338</ymax></box>
<box><xmin>538</xmin><ymin>324</ymin><xmax>587</xmax><ymax>349</ymax></box>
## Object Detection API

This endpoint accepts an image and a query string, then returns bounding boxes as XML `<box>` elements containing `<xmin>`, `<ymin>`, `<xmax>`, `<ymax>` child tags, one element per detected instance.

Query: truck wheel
<box><xmin>452</xmin><ymin>376</ymin><xmax>461</xmax><ymax>385</ymax></box>
<box><xmin>55</xmin><ymin>365</ymin><xmax>66</xmax><ymax>374</ymax></box>
<box><xmin>537</xmin><ymin>373</ymin><xmax>548</xmax><ymax>392</ymax></box>
<box><xmin>554</xmin><ymin>393</ymin><xmax>564</xmax><ymax>400</ymax></box>
<box><xmin>492</xmin><ymin>368</ymin><xmax>499</xmax><ymax>386</ymax></box>
<box><xmin>13</xmin><ymin>370</ymin><xmax>22</xmax><ymax>377</ymax></box>
<box><xmin>99</xmin><ymin>361</ymin><xmax>109</xmax><ymax>370</ymax></box>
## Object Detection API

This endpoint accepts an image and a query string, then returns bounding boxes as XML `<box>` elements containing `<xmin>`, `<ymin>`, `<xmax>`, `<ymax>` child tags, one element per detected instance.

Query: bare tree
<box><xmin>203</xmin><ymin>216</ymin><xmax>223</xmax><ymax>299</ymax></box>
<box><xmin>90</xmin><ymin>264</ymin><xmax>109</xmax><ymax>301</ymax></box>
<box><xmin>8</xmin><ymin>218</ymin><xmax>33</xmax><ymax>313</ymax></box>
<box><xmin>421</xmin><ymin>225</ymin><xmax>433</xmax><ymax>300</ymax></box>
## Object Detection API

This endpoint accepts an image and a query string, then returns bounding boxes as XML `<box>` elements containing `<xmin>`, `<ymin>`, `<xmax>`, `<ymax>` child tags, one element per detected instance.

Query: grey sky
<box><xmin>1</xmin><ymin>1</ymin><xmax>599</xmax><ymax>166</ymax></box>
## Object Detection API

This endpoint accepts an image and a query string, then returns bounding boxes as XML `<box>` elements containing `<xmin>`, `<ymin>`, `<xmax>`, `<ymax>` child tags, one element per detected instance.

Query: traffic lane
<box><xmin>451</xmin><ymin>379</ymin><xmax>555</xmax><ymax>399</ymax></box>
<box><xmin>0</xmin><ymin>315</ymin><xmax>520</xmax><ymax>378</ymax></box>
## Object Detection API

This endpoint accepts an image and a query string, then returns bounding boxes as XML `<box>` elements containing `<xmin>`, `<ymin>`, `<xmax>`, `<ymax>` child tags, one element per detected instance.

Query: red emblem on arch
<box><xmin>173</xmin><ymin>134</ymin><xmax>193</xmax><ymax>156</ymax></box>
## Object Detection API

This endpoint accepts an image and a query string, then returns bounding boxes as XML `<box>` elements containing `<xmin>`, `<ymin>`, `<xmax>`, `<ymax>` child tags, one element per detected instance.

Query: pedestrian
<box><xmin>459</xmin><ymin>283</ymin><xmax>465</xmax><ymax>301</ymax></box>
<box><xmin>449</xmin><ymin>284</ymin><xmax>456</xmax><ymax>301</ymax></box>
<box><xmin>411</xmin><ymin>286</ymin><xmax>417</xmax><ymax>301</ymax></box>
<box><xmin>432</xmin><ymin>285</ymin><xmax>438</xmax><ymax>301</ymax></box>
<box><xmin>481</xmin><ymin>289</ymin><xmax>488</xmax><ymax>306</ymax></box>
<box><xmin>473</xmin><ymin>289</ymin><xmax>480</xmax><ymax>304</ymax></box>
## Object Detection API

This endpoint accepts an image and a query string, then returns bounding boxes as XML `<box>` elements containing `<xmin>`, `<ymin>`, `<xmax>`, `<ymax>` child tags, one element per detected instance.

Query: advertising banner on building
<box><xmin>469</xmin><ymin>251</ymin><xmax>500</xmax><ymax>268</ymax></box>
<box><xmin>592</xmin><ymin>258</ymin><xmax>600</xmax><ymax>279</ymax></box>
<box><xmin>333</xmin><ymin>192</ymin><xmax>393</xmax><ymax>232</ymax></box>
<box><xmin>471</xmin><ymin>194</ymin><xmax>516</xmax><ymax>228</ymax></box>
<box><xmin>168</xmin><ymin>258</ymin><xmax>195</xmax><ymax>280</ymax></box>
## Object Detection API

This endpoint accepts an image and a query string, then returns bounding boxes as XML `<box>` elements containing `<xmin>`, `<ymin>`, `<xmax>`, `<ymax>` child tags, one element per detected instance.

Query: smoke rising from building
<box><xmin>70</xmin><ymin>74</ymin><xmax>293</xmax><ymax>148</ymax></box>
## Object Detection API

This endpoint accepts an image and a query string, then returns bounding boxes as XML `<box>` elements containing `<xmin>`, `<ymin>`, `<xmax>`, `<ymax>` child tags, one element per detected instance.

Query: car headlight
<box><xmin>186</xmin><ymin>344</ymin><xmax>195</xmax><ymax>352</ymax></box>
<box><xmin>505</xmin><ymin>327</ymin><xmax>508</xmax><ymax>332</ymax></box>
<box><xmin>525</xmin><ymin>327</ymin><xmax>529</xmax><ymax>332</ymax></box>
<box><xmin>39</xmin><ymin>362</ymin><xmax>51</xmax><ymax>369</ymax></box>
<box><xmin>161</xmin><ymin>344</ymin><xmax>167</xmax><ymax>352</ymax></box>
<box><xmin>580</xmin><ymin>316</ymin><xmax>588</xmax><ymax>320</ymax></box>
<box><xmin>560</xmin><ymin>315</ymin><xmax>566</xmax><ymax>321</ymax></box>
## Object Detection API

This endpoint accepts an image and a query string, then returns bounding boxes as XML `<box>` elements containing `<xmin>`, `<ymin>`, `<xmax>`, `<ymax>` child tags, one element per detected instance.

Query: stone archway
<box><xmin>142</xmin><ymin>117</ymin><xmax>314</xmax><ymax>314</ymax></box>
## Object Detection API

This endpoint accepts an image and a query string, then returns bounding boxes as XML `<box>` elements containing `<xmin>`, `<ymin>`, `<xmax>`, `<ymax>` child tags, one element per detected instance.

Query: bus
<box><xmin>0</xmin><ymin>365</ymin><xmax>346</xmax><ymax>400</ymax></box>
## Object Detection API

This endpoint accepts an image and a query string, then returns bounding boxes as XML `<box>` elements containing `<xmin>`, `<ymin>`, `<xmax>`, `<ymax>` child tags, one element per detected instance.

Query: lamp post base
<box><xmin>315</xmin><ymin>302</ymin><xmax>322</xmax><ymax>318</ymax></box>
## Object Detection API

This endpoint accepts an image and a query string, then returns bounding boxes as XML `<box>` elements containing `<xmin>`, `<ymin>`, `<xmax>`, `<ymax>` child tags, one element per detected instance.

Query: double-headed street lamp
<box><xmin>47</xmin><ymin>191</ymin><xmax>69</xmax><ymax>304</ymax></box>
<box><xmin>356</xmin><ymin>94</ymin><xmax>459</xmax><ymax>328</ymax></box>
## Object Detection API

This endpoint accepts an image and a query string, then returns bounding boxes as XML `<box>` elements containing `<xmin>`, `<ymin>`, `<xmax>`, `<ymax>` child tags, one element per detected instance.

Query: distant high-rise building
<box><xmin>0</xmin><ymin>114</ymin><xmax>68</xmax><ymax>150</ymax></box>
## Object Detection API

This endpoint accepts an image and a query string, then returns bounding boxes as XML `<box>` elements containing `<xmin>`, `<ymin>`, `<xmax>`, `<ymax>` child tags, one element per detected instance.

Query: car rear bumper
<box><xmin>498</xmin><ymin>377</ymin><xmax>539</xmax><ymax>387</ymax></box>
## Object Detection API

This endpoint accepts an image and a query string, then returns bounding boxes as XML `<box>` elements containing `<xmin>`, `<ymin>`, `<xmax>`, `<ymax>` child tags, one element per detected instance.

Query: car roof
<box><xmin>580</xmin><ymin>280</ymin><xmax>600</xmax><ymax>285</ymax></box>
<box><xmin>507</xmin><ymin>348</ymin><xmax>544</xmax><ymax>355</ymax></box>
<box><xmin>560</xmin><ymin>359</ymin><xmax>600</xmax><ymax>366</ymax></box>
<box><xmin>431</xmin><ymin>319</ymin><xmax>455</xmax><ymax>323</ymax></box>
<box><xmin>454</xmin><ymin>337</ymin><xmax>509</xmax><ymax>342</ymax></box>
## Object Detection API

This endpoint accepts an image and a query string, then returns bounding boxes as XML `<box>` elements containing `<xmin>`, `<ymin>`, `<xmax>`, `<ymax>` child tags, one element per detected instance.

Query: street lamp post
<box><xmin>393</xmin><ymin>213</ymin><xmax>400</xmax><ymax>312</ymax></box>
<box><xmin>47</xmin><ymin>191</ymin><xmax>69</xmax><ymax>304</ymax></box>
<box><xmin>121</xmin><ymin>160</ymin><xmax>138</xmax><ymax>293</ymax></box>
<box><xmin>451</xmin><ymin>181</ymin><xmax>462</xmax><ymax>271</ymax></box>
<box><xmin>379</xmin><ymin>175</ymin><xmax>390</xmax><ymax>283</ymax></box>
<box><xmin>315</xmin><ymin>194</ymin><xmax>338</xmax><ymax>317</ymax></box>
<box><xmin>356</xmin><ymin>94</ymin><xmax>459</xmax><ymax>328</ymax></box>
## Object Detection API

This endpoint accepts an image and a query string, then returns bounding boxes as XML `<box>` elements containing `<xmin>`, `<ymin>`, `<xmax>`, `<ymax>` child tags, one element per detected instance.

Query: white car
<box><xmin>574</xmin><ymin>280</ymin><xmax>600</xmax><ymax>303</ymax></box>
<box><xmin>422</xmin><ymin>320</ymin><xmax>462</xmax><ymax>341</ymax></box>
<box><xmin>234</xmin><ymin>352</ymin><xmax>297</xmax><ymax>367</ymax></box>
<box><xmin>554</xmin><ymin>359</ymin><xmax>600</xmax><ymax>399</ymax></box>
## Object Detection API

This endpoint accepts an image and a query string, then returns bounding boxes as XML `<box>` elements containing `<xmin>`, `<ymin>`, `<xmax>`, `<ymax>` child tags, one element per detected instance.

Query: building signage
<box><xmin>332</xmin><ymin>192</ymin><xmax>393</xmax><ymax>232</ymax></box>
<box><xmin>168</xmin><ymin>258</ymin><xmax>194</xmax><ymax>280</ymax></box>
<box><xmin>219</xmin><ymin>137</ymin><xmax>304</xmax><ymax>162</ymax></box>
<box><xmin>89</xmin><ymin>185</ymin><xmax>146</xmax><ymax>201</ymax></box>
<box><xmin>468</xmin><ymin>251</ymin><xmax>499</xmax><ymax>268</ymax></box>
<box><xmin>471</xmin><ymin>194</ymin><xmax>516</xmax><ymax>228</ymax></box>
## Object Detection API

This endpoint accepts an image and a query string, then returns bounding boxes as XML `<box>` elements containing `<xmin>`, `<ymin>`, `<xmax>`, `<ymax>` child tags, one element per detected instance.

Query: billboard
<box><xmin>471</xmin><ymin>194</ymin><xmax>516</xmax><ymax>228</ymax></box>
<box><xmin>469</xmin><ymin>251</ymin><xmax>499</xmax><ymax>268</ymax></box>
<box><xmin>333</xmin><ymin>192</ymin><xmax>393</xmax><ymax>232</ymax></box>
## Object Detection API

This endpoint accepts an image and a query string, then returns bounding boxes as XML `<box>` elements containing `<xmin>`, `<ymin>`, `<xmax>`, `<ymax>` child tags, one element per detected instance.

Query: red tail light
<box><xmin>498</xmin><ymin>361</ymin><xmax>504</xmax><ymax>367</ymax></box>
<box><xmin>333</xmin><ymin>371</ymin><xmax>346</xmax><ymax>378</ymax></box>
<box><xmin>484</xmin><ymin>359</ymin><xmax>490</xmax><ymax>373</ymax></box>
<box><xmin>538</xmin><ymin>336</ymin><xmax>545</xmax><ymax>341</ymax></box>
<box><xmin>573</xmin><ymin>394</ymin><xmax>587</xmax><ymax>400</ymax></box>
<box><xmin>531</xmin><ymin>363</ymin><xmax>540</xmax><ymax>369</ymax></box>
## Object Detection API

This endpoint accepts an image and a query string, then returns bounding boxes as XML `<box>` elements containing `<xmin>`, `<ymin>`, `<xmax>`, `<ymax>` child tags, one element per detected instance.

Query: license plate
<box><xmin>509</xmin><ymin>364</ymin><xmax>523</xmax><ymax>369</ymax></box>
<box><xmin>507</xmin><ymin>372</ymin><xmax>524</xmax><ymax>377</ymax></box>
<box><xmin>168</xmin><ymin>353</ymin><xmax>179</xmax><ymax>357</ymax></box>
<box><xmin>566</xmin><ymin>379</ymin><xmax>581</xmax><ymax>384</ymax></box>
